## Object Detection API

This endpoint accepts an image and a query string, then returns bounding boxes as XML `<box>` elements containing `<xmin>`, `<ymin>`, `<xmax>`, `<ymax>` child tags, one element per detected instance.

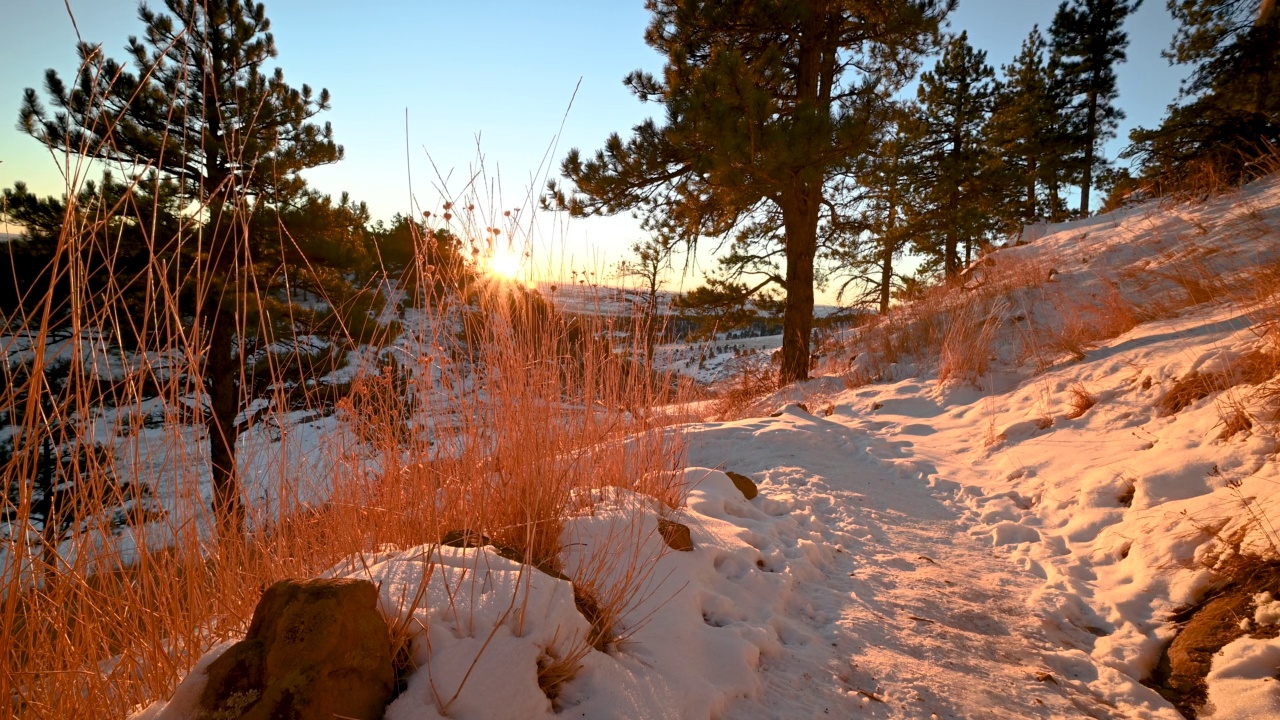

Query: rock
<box><xmin>441</xmin><ymin>528</ymin><xmax>491</xmax><ymax>547</ymax></box>
<box><xmin>198</xmin><ymin>578</ymin><xmax>393</xmax><ymax>720</ymax></box>
<box><xmin>440</xmin><ymin>529</ymin><xmax>569</xmax><ymax>580</ymax></box>
<box><xmin>657</xmin><ymin>519</ymin><xmax>694</xmax><ymax>551</ymax></box>
<box><xmin>724</xmin><ymin>471</ymin><xmax>759</xmax><ymax>500</ymax></box>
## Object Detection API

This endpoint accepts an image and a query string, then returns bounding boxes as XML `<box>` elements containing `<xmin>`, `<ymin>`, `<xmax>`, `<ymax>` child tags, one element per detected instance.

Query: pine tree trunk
<box><xmin>1026</xmin><ymin>155</ymin><xmax>1038</xmax><ymax>221</ymax></box>
<box><xmin>1251</xmin><ymin>3</ymin><xmax>1277</xmax><ymax>114</ymax></box>
<box><xmin>206</xmin><ymin>298</ymin><xmax>243</xmax><ymax>543</ymax></box>
<box><xmin>946</xmin><ymin>117</ymin><xmax>962</xmax><ymax>281</ymax></box>
<box><xmin>945</xmin><ymin>186</ymin><xmax>961</xmax><ymax>281</ymax></box>
<box><xmin>203</xmin><ymin>209</ymin><xmax>244</xmax><ymax>543</ymax></box>
<box><xmin>644</xmin><ymin>279</ymin><xmax>658</xmax><ymax>370</ymax></box>
<box><xmin>201</xmin><ymin>30</ymin><xmax>245</xmax><ymax>545</ymax></box>
<box><xmin>779</xmin><ymin>188</ymin><xmax>819</xmax><ymax>385</ymax></box>
<box><xmin>879</xmin><ymin>248</ymin><xmax>893</xmax><ymax>315</ymax></box>
<box><xmin>1081</xmin><ymin>89</ymin><xmax>1097</xmax><ymax>215</ymax></box>
<box><xmin>880</xmin><ymin>158</ymin><xmax>900</xmax><ymax>315</ymax></box>
<box><xmin>776</xmin><ymin>10</ymin><xmax>828</xmax><ymax>386</ymax></box>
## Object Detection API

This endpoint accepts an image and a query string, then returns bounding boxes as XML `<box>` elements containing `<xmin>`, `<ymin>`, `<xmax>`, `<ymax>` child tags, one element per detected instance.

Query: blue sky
<box><xmin>0</xmin><ymin>0</ymin><xmax>1183</xmax><ymax>296</ymax></box>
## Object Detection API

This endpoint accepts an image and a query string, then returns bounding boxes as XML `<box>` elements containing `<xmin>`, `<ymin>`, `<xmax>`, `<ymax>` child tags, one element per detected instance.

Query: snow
<box><xmin>1204</xmin><ymin>638</ymin><xmax>1280</xmax><ymax>719</ymax></box>
<box><xmin>130</xmin><ymin>175</ymin><xmax>1280</xmax><ymax>717</ymax></box>
<box><xmin>1257</xmin><ymin>593</ymin><xmax>1280</xmax><ymax>627</ymax></box>
<box><xmin>652</xmin><ymin>333</ymin><xmax>782</xmax><ymax>384</ymax></box>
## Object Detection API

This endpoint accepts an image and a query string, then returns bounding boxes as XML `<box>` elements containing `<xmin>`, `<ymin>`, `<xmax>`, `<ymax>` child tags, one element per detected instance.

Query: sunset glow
<box><xmin>488</xmin><ymin>247</ymin><xmax>523</xmax><ymax>281</ymax></box>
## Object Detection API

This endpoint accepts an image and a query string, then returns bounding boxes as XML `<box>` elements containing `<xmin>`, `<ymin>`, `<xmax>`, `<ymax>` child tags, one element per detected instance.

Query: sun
<box><xmin>488</xmin><ymin>247</ymin><xmax>523</xmax><ymax>281</ymax></box>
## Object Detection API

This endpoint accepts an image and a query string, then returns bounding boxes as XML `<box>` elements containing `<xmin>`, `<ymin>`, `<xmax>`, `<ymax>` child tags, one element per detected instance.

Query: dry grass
<box><xmin>851</xmin><ymin>288</ymin><xmax>950</xmax><ymax>379</ymax></box>
<box><xmin>1066</xmin><ymin>383</ymin><xmax>1097</xmax><ymax>419</ymax></box>
<box><xmin>1157</xmin><ymin>350</ymin><xmax>1279</xmax><ymax>417</ymax></box>
<box><xmin>1216</xmin><ymin>402</ymin><xmax>1254</xmax><ymax>440</ymax></box>
<box><xmin>536</xmin><ymin>634</ymin><xmax>587</xmax><ymax>711</ymax></box>
<box><xmin>710</xmin><ymin>360</ymin><xmax>777</xmax><ymax>421</ymax></box>
<box><xmin>2</xmin><ymin>223</ymin><xmax>688</xmax><ymax>719</ymax></box>
<box><xmin>1038</xmin><ymin>280</ymin><xmax>1146</xmax><ymax>366</ymax></box>
<box><xmin>937</xmin><ymin>298</ymin><xmax>1008</xmax><ymax>386</ymax></box>
<box><xmin>1</xmin><ymin>74</ymin><xmax>690</xmax><ymax>720</ymax></box>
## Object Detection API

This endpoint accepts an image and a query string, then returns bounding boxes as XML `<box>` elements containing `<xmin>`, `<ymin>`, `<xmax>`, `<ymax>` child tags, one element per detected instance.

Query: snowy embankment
<box><xmin>142</xmin><ymin>178</ymin><xmax>1280</xmax><ymax>719</ymax></box>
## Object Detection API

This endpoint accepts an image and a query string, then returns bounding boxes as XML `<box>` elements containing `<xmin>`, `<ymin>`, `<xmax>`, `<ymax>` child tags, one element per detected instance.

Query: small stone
<box><xmin>725</xmin><ymin>471</ymin><xmax>759</xmax><ymax>500</ymax></box>
<box><xmin>658</xmin><ymin>519</ymin><xmax>694</xmax><ymax>551</ymax></box>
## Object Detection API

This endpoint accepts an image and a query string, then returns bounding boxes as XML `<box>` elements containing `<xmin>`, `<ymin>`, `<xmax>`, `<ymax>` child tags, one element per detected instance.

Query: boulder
<box><xmin>198</xmin><ymin>578</ymin><xmax>393</xmax><ymax>720</ymax></box>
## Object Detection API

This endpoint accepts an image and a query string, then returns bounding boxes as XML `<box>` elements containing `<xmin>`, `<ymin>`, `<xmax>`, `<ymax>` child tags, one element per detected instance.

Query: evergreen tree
<box><xmin>1041</xmin><ymin>49</ymin><xmax>1083</xmax><ymax>221</ymax></box>
<box><xmin>989</xmin><ymin>27</ymin><xmax>1056</xmax><ymax>228</ymax></box>
<box><xmin>617</xmin><ymin>235</ymin><xmax>675</xmax><ymax>366</ymax></box>
<box><xmin>1</xmin><ymin>174</ymin><xmax>190</xmax><ymax>340</ymax></box>
<box><xmin>551</xmin><ymin>0</ymin><xmax>951</xmax><ymax>383</ymax></box>
<box><xmin>1050</xmin><ymin>0</ymin><xmax>1142</xmax><ymax>215</ymax></box>
<box><xmin>1127</xmin><ymin>0</ymin><xmax>1280</xmax><ymax>184</ymax></box>
<box><xmin>911</xmin><ymin>32</ymin><xmax>999</xmax><ymax>280</ymax></box>
<box><xmin>18</xmin><ymin>0</ymin><xmax>342</xmax><ymax>541</ymax></box>
<box><xmin>672</xmin><ymin>279</ymin><xmax>780</xmax><ymax>338</ymax></box>
<box><xmin>830</xmin><ymin>105</ymin><xmax>918</xmax><ymax>314</ymax></box>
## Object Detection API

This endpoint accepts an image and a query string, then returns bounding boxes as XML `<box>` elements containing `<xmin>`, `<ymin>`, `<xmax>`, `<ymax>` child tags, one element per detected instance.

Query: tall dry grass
<box><xmin>2</xmin><ymin>197</ymin><xmax>688</xmax><ymax>720</ymax></box>
<box><xmin>0</xmin><ymin>35</ymin><xmax>688</xmax><ymax>720</ymax></box>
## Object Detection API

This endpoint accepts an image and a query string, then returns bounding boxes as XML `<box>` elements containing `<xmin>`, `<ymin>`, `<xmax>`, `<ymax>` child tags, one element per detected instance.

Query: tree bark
<box><xmin>1049</xmin><ymin>180</ymin><xmax>1064</xmax><ymax>222</ymax></box>
<box><xmin>878</xmin><ymin>211</ymin><xmax>895</xmax><ymax>316</ymax></box>
<box><xmin>1260</xmin><ymin>0</ymin><xmax>1277</xmax><ymax>28</ymax></box>
<box><xmin>879</xmin><ymin>245</ymin><xmax>893</xmax><ymax>315</ymax></box>
<box><xmin>202</xmin><ymin>23</ymin><xmax>245</xmax><ymax>544</ymax></box>
<box><xmin>1081</xmin><ymin>87</ymin><xmax>1098</xmax><ymax>215</ymax></box>
<box><xmin>1026</xmin><ymin>155</ymin><xmax>1038</xmax><ymax>221</ymax></box>
<box><xmin>205</xmin><ymin>292</ymin><xmax>243</xmax><ymax>543</ymax></box>
<box><xmin>945</xmin><ymin>186</ymin><xmax>961</xmax><ymax>281</ymax></box>
<box><xmin>775</xmin><ymin>9</ymin><xmax>829</xmax><ymax>386</ymax></box>
<box><xmin>779</xmin><ymin>187</ymin><xmax>819</xmax><ymax>384</ymax></box>
<box><xmin>880</xmin><ymin>151</ymin><xmax>900</xmax><ymax>315</ymax></box>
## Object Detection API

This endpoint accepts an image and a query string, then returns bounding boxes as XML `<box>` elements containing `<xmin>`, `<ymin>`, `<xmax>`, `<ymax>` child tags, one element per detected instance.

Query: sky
<box><xmin>0</xmin><ymin>0</ymin><xmax>1184</xmax><ymax>300</ymax></box>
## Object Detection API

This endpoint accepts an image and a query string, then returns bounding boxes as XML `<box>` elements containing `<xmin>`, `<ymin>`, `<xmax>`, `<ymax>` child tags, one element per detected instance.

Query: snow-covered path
<box><xmin>685</xmin><ymin>404</ymin><xmax>1175</xmax><ymax>719</ymax></box>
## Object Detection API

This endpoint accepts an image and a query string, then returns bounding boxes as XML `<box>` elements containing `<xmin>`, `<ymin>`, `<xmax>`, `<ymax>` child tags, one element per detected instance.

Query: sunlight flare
<box><xmin>488</xmin><ymin>246</ymin><xmax>523</xmax><ymax>281</ymax></box>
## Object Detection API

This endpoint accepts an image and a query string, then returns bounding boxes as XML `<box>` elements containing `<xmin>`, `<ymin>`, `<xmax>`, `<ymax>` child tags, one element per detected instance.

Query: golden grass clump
<box><xmin>1065</xmin><ymin>382</ymin><xmax>1097</xmax><ymax>419</ymax></box>
<box><xmin>937</xmin><ymin>297</ymin><xmax>1008</xmax><ymax>386</ymax></box>
<box><xmin>1157</xmin><ymin>350</ymin><xmax>1280</xmax><ymax>417</ymax></box>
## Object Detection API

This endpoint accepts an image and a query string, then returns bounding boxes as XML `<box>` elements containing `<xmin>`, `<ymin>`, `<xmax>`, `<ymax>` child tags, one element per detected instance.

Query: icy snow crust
<box><xmin>139</xmin><ymin>177</ymin><xmax>1280</xmax><ymax>717</ymax></box>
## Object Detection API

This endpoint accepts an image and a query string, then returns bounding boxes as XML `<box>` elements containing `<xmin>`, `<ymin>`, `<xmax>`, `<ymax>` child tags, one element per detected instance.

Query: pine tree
<box><xmin>617</xmin><ymin>236</ymin><xmax>675</xmax><ymax>367</ymax></box>
<box><xmin>1</xmin><ymin>174</ymin><xmax>188</xmax><ymax>334</ymax></box>
<box><xmin>19</xmin><ymin>0</ymin><xmax>342</xmax><ymax>541</ymax></box>
<box><xmin>1040</xmin><ymin>49</ymin><xmax>1083</xmax><ymax>221</ymax></box>
<box><xmin>911</xmin><ymin>32</ymin><xmax>1000</xmax><ymax>280</ymax></box>
<box><xmin>829</xmin><ymin>105</ymin><xmax>919</xmax><ymax>314</ymax></box>
<box><xmin>1050</xmin><ymin>0</ymin><xmax>1142</xmax><ymax>215</ymax></box>
<box><xmin>551</xmin><ymin>0</ymin><xmax>951</xmax><ymax>384</ymax></box>
<box><xmin>1127</xmin><ymin>0</ymin><xmax>1280</xmax><ymax>184</ymax></box>
<box><xmin>989</xmin><ymin>27</ymin><xmax>1057</xmax><ymax>228</ymax></box>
